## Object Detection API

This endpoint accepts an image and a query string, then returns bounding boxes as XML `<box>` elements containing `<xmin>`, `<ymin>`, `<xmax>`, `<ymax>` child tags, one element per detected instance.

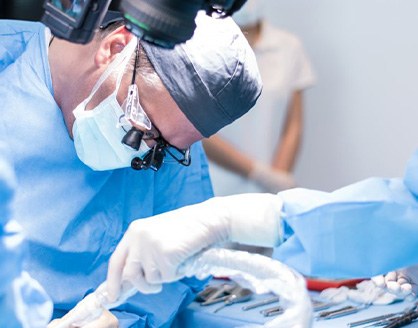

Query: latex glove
<box><xmin>320</xmin><ymin>280</ymin><xmax>400</xmax><ymax>305</ymax></box>
<box><xmin>248</xmin><ymin>162</ymin><xmax>296</xmax><ymax>193</ymax></box>
<box><xmin>374</xmin><ymin>265</ymin><xmax>418</xmax><ymax>298</ymax></box>
<box><xmin>348</xmin><ymin>280</ymin><xmax>399</xmax><ymax>305</ymax></box>
<box><xmin>48</xmin><ymin>308</ymin><xmax>118</xmax><ymax>328</ymax></box>
<box><xmin>107</xmin><ymin>193</ymin><xmax>283</xmax><ymax>301</ymax></box>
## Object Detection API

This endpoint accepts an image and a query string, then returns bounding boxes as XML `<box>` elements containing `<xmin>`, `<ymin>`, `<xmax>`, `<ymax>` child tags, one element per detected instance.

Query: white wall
<box><xmin>265</xmin><ymin>0</ymin><xmax>418</xmax><ymax>191</ymax></box>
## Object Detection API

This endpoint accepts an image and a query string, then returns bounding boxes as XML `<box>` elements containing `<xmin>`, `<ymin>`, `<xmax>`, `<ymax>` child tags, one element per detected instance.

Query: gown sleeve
<box><xmin>274</xmin><ymin>150</ymin><xmax>418</xmax><ymax>278</ymax></box>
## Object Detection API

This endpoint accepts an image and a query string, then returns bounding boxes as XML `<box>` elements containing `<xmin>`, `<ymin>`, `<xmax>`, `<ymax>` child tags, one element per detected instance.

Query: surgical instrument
<box><xmin>200</xmin><ymin>283</ymin><xmax>238</xmax><ymax>306</ymax></box>
<box><xmin>382</xmin><ymin>307</ymin><xmax>418</xmax><ymax>328</ymax></box>
<box><xmin>242</xmin><ymin>296</ymin><xmax>280</xmax><ymax>311</ymax></box>
<box><xmin>195</xmin><ymin>286</ymin><xmax>219</xmax><ymax>303</ymax></box>
<box><xmin>213</xmin><ymin>288</ymin><xmax>253</xmax><ymax>313</ymax></box>
<box><xmin>311</xmin><ymin>299</ymin><xmax>337</xmax><ymax>312</ymax></box>
<box><xmin>260</xmin><ymin>305</ymin><xmax>285</xmax><ymax>317</ymax></box>
<box><xmin>317</xmin><ymin>305</ymin><xmax>367</xmax><ymax>320</ymax></box>
<box><xmin>360</xmin><ymin>304</ymin><xmax>418</xmax><ymax>328</ymax></box>
<box><xmin>347</xmin><ymin>313</ymin><xmax>400</xmax><ymax>327</ymax></box>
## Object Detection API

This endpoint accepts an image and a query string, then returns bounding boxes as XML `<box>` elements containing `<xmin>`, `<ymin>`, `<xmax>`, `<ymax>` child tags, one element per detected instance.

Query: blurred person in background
<box><xmin>203</xmin><ymin>0</ymin><xmax>316</xmax><ymax>197</ymax></box>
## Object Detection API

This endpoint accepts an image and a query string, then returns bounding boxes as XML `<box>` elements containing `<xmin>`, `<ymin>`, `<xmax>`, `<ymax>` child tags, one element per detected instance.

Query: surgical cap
<box><xmin>141</xmin><ymin>12</ymin><xmax>262</xmax><ymax>137</ymax></box>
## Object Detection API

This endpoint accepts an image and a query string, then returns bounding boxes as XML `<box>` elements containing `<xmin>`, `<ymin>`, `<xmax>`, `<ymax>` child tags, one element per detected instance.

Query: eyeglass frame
<box><xmin>130</xmin><ymin>135</ymin><xmax>191</xmax><ymax>172</ymax></box>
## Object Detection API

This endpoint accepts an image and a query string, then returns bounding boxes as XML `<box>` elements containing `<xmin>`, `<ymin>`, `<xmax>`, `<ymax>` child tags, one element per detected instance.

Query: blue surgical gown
<box><xmin>274</xmin><ymin>150</ymin><xmax>418</xmax><ymax>279</ymax></box>
<box><xmin>0</xmin><ymin>20</ymin><xmax>213</xmax><ymax>327</ymax></box>
<box><xmin>0</xmin><ymin>142</ymin><xmax>52</xmax><ymax>327</ymax></box>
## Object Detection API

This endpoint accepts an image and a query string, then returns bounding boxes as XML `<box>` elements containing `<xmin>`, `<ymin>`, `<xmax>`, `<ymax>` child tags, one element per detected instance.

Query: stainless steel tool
<box><xmin>242</xmin><ymin>296</ymin><xmax>280</xmax><ymax>311</ymax></box>
<box><xmin>200</xmin><ymin>283</ymin><xmax>238</xmax><ymax>306</ymax></box>
<box><xmin>213</xmin><ymin>288</ymin><xmax>253</xmax><ymax>313</ymax></box>
<box><xmin>260</xmin><ymin>305</ymin><xmax>284</xmax><ymax>317</ymax></box>
<box><xmin>317</xmin><ymin>305</ymin><xmax>367</xmax><ymax>320</ymax></box>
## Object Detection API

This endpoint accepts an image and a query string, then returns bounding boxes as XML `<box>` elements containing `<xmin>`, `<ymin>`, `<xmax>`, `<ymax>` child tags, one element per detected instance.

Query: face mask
<box><xmin>72</xmin><ymin>38</ymin><xmax>152</xmax><ymax>171</ymax></box>
<box><xmin>233</xmin><ymin>0</ymin><xmax>264</xmax><ymax>27</ymax></box>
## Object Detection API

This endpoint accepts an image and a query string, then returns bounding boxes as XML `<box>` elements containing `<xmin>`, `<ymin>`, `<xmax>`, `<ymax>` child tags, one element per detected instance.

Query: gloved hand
<box><xmin>248</xmin><ymin>162</ymin><xmax>296</xmax><ymax>193</ymax></box>
<box><xmin>106</xmin><ymin>193</ymin><xmax>283</xmax><ymax>302</ymax></box>
<box><xmin>320</xmin><ymin>280</ymin><xmax>401</xmax><ymax>305</ymax></box>
<box><xmin>372</xmin><ymin>265</ymin><xmax>418</xmax><ymax>298</ymax></box>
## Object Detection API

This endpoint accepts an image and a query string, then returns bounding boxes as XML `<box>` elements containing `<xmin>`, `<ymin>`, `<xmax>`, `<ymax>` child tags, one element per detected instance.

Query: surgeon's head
<box><xmin>49</xmin><ymin>11</ymin><xmax>261</xmax><ymax>171</ymax></box>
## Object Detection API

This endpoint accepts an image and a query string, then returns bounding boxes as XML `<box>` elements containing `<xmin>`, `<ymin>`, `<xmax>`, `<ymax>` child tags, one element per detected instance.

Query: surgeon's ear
<box><xmin>94</xmin><ymin>26</ymin><xmax>134</xmax><ymax>67</ymax></box>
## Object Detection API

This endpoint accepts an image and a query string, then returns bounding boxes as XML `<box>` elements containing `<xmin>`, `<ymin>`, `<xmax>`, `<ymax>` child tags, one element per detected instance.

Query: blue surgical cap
<box><xmin>142</xmin><ymin>12</ymin><xmax>262</xmax><ymax>137</ymax></box>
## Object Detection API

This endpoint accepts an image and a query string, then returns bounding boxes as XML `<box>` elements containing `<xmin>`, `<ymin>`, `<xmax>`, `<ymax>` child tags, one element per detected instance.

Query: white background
<box><xmin>265</xmin><ymin>0</ymin><xmax>418</xmax><ymax>191</ymax></box>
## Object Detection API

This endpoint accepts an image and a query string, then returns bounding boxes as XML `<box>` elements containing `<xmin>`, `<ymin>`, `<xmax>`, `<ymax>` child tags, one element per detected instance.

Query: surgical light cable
<box><xmin>121</xmin><ymin>40</ymin><xmax>147</xmax><ymax>151</ymax></box>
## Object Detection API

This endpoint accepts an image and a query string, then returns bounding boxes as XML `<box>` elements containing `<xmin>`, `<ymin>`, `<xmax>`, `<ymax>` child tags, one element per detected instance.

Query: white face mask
<box><xmin>72</xmin><ymin>38</ymin><xmax>152</xmax><ymax>171</ymax></box>
<box><xmin>233</xmin><ymin>0</ymin><xmax>264</xmax><ymax>27</ymax></box>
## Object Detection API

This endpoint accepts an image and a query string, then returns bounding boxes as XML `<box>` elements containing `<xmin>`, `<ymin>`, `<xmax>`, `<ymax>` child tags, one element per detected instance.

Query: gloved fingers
<box><xmin>409</xmin><ymin>283</ymin><xmax>418</xmax><ymax>297</ymax></box>
<box><xmin>143</xmin><ymin>266</ymin><xmax>162</xmax><ymax>284</ymax></box>
<box><xmin>397</xmin><ymin>277</ymin><xmax>410</xmax><ymax>285</ymax></box>
<box><xmin>122</xmin><ymin>253</ymin><xmax>163</xmax><ymax>294</ymax></box>
<box><xmin>396</xmin><ymin>274</ymin><xmax>417</xmax><ymax>296</ymax></box>
<box><xmin>106</xmin><ymin>242</ymin><xmax>129</xmax><ymax>302</ymax></box>
<box><xmin>124</xmin><ymin>264</ymin><xmax>162</xmax><ymax>294</ymax></box>
<box><xmin>384</xmin><ymin>271</ymin><xmax>398</xmax><ymax>283</ymax></box>
<box><xmin>384</xmin><ymin>271</ymin><xmax>402</xmax><ymax>295</ymax></box>
<box><xmin>399</xmin><ymin>283</ymin><xmax>413</xmax><ymax>295</ymax></box>
<box><xmin>371</xmin><ymin>275</ymin><xmax>385</xmax><ymax>288</ymax></box>
<box><xmin>397</xmin><ymin>266</ymin><xmax>418</xmax><ymax>297</ymax></box>
<box><xmin>382</xmin><ymin>271</ymin><xmax>416</xmax><ymax>297</ymax></box>
<box><xmin>386</xmin><ymin>280</ymin><xmax>401</xmax><ymax>295</ymax></box>
<box><xmin>122</xmin><ymin>254</ymin><xmax>144</xmax><ymax>285</ymax></box>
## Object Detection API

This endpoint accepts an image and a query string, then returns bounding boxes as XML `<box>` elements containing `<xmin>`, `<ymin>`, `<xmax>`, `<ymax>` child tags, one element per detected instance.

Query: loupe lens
<box><xmin>122</xmin><ymin>127</ymin><xmax>144</xmax><ymax>150</ymax></box>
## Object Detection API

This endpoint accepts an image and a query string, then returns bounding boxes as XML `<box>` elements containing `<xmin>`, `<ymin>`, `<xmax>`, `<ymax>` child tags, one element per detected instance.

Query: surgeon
<box><xmin>0</xmin><ymin>10</ymin><xmax>261</xmax><ymax>328</ymax></box>
<box><xmin>107</xmin><ymin>149</ymin><xmax>418</xmax><ymax>301</ymax></box>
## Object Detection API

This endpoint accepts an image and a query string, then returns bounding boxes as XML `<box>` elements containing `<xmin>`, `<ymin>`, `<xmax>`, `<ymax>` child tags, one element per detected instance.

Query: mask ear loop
<box><xmin>73</xmin><ymin>37</ymin><xmax>137</xmax><ymax>118</ymax></box>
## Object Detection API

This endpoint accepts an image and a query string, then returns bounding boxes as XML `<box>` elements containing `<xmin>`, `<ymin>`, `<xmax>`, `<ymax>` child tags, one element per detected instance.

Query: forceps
<box><xmin>213</xmin><ymin>288</ymin><xmax>253</xmax><ymax>313</ymax></box>
<box><xmin>381</xmin><ymin>304</ymin><xmax>418</xmax><ymax>328</ymax></box>
<box><xmin>195</xmin><ymin>286</ymin><xmax>219</xmax><ymax>303</ymax></box>
<box><xmin>199</xmin><ymin>283</ymin><xmax>237</xmax><ymax>306</ymax></box>
<box><xmin>359</xmin><ymin>303</ymin><xmax>418</xmax><ymax>328</ymax></box>
<box><xmin>347</xmin><ymin>313</ymin><xmax>400</xmax><ymax>327</ymax></box>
